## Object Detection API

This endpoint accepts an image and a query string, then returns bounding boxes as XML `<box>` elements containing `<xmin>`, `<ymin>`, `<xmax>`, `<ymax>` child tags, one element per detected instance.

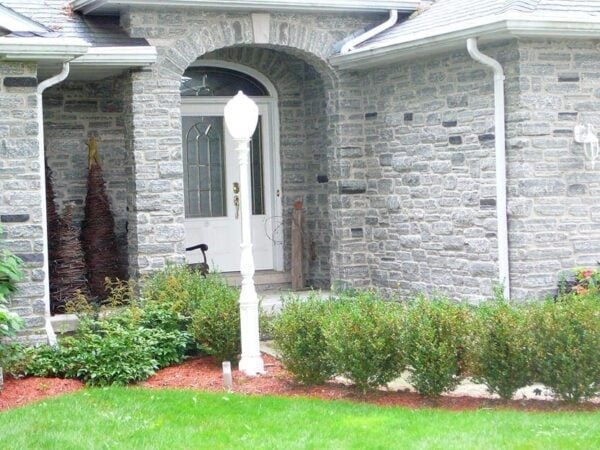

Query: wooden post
<box><xmin>291</xmin><ymin>200</ymin><xmax>304</xmax><ymax>290</ymax></box>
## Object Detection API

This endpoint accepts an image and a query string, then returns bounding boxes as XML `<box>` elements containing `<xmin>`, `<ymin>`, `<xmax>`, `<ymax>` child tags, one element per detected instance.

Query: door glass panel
<box><xmin>182</xmin><ymin>116</ymin><xmax>226</xmax><ymax>218</ymax></box>
<box><xmin>250</xmin><ymin>117</ymin><xmax>265</xmax><ymax>215</ymax></box>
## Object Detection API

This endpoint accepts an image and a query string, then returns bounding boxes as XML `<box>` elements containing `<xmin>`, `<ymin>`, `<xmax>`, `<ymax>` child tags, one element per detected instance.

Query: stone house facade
<box><xmin>0</xmin><ymin>0</ymin><xmax>599</xmax><ymax>343</ymax></box>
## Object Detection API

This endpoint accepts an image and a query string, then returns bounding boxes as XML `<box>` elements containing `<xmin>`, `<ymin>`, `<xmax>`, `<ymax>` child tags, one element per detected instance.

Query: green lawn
<box><xmin>0</xmin><ymin>388</ymin><xmax>598</xmax><ymax>449</ymax></box>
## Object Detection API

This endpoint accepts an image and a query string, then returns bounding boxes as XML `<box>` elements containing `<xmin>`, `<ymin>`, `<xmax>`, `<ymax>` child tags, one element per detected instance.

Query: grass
<box><xmin>0</xmin><ymin>388</ymin><xmax>599</xmax><ymax>449</ymax></box>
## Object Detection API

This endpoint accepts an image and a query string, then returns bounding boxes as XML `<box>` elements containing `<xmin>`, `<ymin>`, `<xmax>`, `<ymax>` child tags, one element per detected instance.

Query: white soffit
<box><xmin>331</xmin><ymin>14</ymin><xmax>600</xmax><ymax>70</ymax></box>
<box><xmin>71</xmin><ymin>0</ymin><xmax>420</xmax><ymax>15</ymax></box>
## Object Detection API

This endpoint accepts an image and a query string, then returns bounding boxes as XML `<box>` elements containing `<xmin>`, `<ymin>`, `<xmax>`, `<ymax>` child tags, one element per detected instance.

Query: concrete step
<box><xmin>222</xmin><ymin>270</ymin><xmax>292</xmax><ymax>293</ymax></box>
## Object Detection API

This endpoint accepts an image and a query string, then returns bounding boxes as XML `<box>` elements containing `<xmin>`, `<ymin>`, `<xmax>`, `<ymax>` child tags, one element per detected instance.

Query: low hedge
<box><xmin>273</xmin><ymin>291</ymin><xmax>600</xmax><ymax>402</ymax></box>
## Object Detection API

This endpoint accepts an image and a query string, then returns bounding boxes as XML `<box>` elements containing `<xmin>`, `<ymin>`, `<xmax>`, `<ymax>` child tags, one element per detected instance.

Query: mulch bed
<box><xmin>1</xmin><ymin>354</ymin><xmax>598</xmax><ymax>413</ymax></box>
<box><xmin>0</xmin><ymin>376</ymin><xmax>83</xmax><ymax>411</ymax></box>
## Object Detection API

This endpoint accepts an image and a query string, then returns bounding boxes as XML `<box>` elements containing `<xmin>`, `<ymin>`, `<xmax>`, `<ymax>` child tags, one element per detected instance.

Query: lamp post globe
<box><xmin>224</xmin><ymin>90</ymin><xmax>265</xmax><ymax>376</ymax></box>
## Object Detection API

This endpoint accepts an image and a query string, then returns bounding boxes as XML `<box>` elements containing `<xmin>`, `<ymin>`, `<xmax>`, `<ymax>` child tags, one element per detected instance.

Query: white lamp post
<box><xmin>224</xmin><ymin>91</ymin><xmax>265</xmax><ymax>376</ymax></box>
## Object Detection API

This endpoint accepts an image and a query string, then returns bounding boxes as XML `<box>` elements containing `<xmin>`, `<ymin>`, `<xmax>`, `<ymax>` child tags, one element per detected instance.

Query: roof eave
<box><xmin>70</xmin><ymin>45</ymin><xmax>157</xmax><ymax>67</ymax></box>
<box><xmin>71</xmin><ymin>0</ymin><xmax>420</xmax><ymax>15</ymax></box>
<box><xmin>0</xmin><ymin>37</ymin><xmax>90</xmax><ymax>62</ymax></box>
<box><xmin>331</xmin><ymin>17</ymin><xmax>600</xmax><ymax>70</ymax></box>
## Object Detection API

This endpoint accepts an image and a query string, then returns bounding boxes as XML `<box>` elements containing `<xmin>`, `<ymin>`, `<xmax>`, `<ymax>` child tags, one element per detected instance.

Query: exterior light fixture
<box><xmin>574</xmin><ymin>124</ymin><xmax>599</xmax><ymax>169</ymax></box>
<box><xmin>224</xmin><ymin>91</ymin><xmax>264</xmax><ymax>376</ymax></box>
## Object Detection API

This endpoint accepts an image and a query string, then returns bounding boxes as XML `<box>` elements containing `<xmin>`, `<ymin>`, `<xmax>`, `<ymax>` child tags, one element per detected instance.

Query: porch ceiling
<box><xmin>71</xmin><ymin>0</ymin><xmax>420</xmax><ymax>15</ymax></box>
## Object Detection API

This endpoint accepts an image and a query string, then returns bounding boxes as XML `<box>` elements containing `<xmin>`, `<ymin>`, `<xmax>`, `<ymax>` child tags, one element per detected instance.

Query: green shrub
<box><xmin>189</xmin><ymin>277</ymin><xmax>240</xmax><ymax>362</ymax></box>
<box><xmin>404</xmin><ymin>297</ymin><xmax>472</xmax><ymax>397</ymax></box>
<box><xmin>23</xmin><ymin>316</ymin><xmax>189</xmax><ymax>386</ymax></box>
<box><xmin>0</xmin><ymin>225</ymin><xmax>24</xmax><ymax>343</ymax></box>
<box><xmin>142</xmin><ymin>266</ymin><xmax>214</xmax><ymax>321</ymax></box>
<box><xmin>323</xmin><ymin>293</ymin><xmax>405</xmax><ymax>392</ymax></box>
<box><xmin>529</xmin><ymin>294</ymin><xmax>600</xmax><ymax>402</ymax></box>
<box><xmin>272</xmin><ymin>295</ymin><xmax>336</xmax><ymax>385</ymax></box>
<box><xmin>471</xmin><ymin>300</ymin><xmax>533</xmax><ymax>400</ymax></box>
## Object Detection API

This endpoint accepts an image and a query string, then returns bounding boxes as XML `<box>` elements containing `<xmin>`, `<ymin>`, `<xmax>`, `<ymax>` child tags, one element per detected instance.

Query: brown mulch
<box><xmin>2</xmin><ymin>355</ymin><xmax>598</xmax><ymax>413</ymax></box>
<box><xmin>0</xmin><ymin>376</ymin><xmax>84</xmax><ymax>411</ymax></box>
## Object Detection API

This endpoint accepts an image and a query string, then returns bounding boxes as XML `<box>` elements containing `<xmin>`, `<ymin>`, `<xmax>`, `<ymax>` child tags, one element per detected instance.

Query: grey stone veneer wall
<box><xmin>43</xmin><ymin>77</ymin><xmax>129</xmax><ymax>272</ymax></box>
<box><xmin>335</xmin><ymin>42</ymin><xmax>520</xmax><ymax>300</ymax></box>
<box><xmin>507</xmin><ymin>39</ymin><xmax>600</xmax><ymax>299</ymax></box>
<box><xmin>0</xmin><ymin>62</ymin><xmax>47</xmax><ymax>344</ymax></box>
<box><xmin>201</xmin><ymin>47</ymin><xmax>331</xmax><ymax>287</ymax></box>
<box><xmin>120</xmin><ymin>7</ymin><xmax>377</xmax><ymax>280</ymax></box>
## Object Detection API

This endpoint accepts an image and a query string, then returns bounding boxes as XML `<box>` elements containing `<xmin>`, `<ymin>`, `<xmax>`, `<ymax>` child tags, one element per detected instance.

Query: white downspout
<box><xmin>466</xmin><ymin>38</ymin><xmax>510</xmax><ymax>300</ymax></box>
<box><xmin>341</xmin><ymin>10</ymin><xmax>398</xmax><ymax>54</ymax></box>
<box><xmin>37</xmin><ymin>62</ymin><xmax>70</xmax><ymax>345</ymax></box>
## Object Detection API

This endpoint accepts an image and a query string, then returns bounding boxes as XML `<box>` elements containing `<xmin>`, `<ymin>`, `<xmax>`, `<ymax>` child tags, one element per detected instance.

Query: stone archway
<box><xmin>123</xmin><ymin>9</ymin><xmax>373</xmax><ymax>286</ymax></box>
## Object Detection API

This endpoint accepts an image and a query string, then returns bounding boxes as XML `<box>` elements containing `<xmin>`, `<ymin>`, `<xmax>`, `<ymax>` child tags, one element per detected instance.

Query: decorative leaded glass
<box><xmin>182</xmin><ymin>116</ymin><xmax>226</xmax><ymax>218</ymax></box>
<box><xmin>181</xmin><ymin>67</ymin><xmax>269</xmax><ymax>97</ymax></box>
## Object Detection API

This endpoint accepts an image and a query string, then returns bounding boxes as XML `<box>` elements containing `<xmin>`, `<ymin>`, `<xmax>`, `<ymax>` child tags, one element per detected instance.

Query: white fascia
<box><xmin>331</xmin><ymin>14</ymin><xmax>600</xmax><ymax>70</ymax></box>
<box><xmin>0</xmin><ymin>37</ymin><xmax>90</xmax><ymax>61</ymax></box>
<box><xmin>71</xmin><ymin>0</ymin><xmax>420</xmax><ymax>15</ymax></box>
<box><xmin>70</xmin><ymin>46</ymin><xmax>157</xmax><ymax>67</ymax></box>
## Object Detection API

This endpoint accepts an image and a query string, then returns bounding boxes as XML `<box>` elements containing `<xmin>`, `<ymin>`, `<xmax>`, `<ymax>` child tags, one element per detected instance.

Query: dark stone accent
<box><xmin>365</xmin><ymin>112</ymin><xmax>378</xmax><ymax>120</ymax></box>
<box><xmin>478</xmin><ymin>134</ymin><xmax>495</xmax><ymax>143</ymax></box>
<box><xmin>404</xmin><ymin>112</ymin><xmax>413</xmax><ymax>121</ymax></box>
<box><xmin>1</xmin><ymin>214</ymin><xmax>29</xmax><ymax>223</ymax></box>
<box><xmin>558</xmin><ymin>112</ymin><xmax>578</xmax><ymax>121</ymax></box>
<box><xmin>65</xmin><ymin>100</ymin><xmax>98</xmax><ymax>112</ymax></box>
<box><xmin>15</xmin><ymin>253</ymin><xmax>44</xmax><ymax>263</ymax></box>
<box><xmin>558</xmin><ymin>75</ymin><xmax>580</xmax><ymax>82</ymax></box>
<box><xmin>317</xmin><ymin>174</ymin><xmax>329</xmax><ymax>183</ymax></box>
<box><xmin>4</xmin><ymin>77</ymin><xmax>37</xmax><ymax>87</ymax></box>
<box><xmin>568</xmin><ymin>184</ymin><xmax>587</xmax><ymax>196</ymax></box>
<box><xmin>480</xmin><ymin>198</ymin><xmax>496</xmax><ymax>209</ymax></box>
<box><xmin>553</xmin><ymin>129</ymin><xmax>572</xmax><ymax>136</ymax></box>
<box><xmin>100</xmin><ymin>100</ymin><xmax>124</xmax><ymax>113</ymax></box>
<box><xmin>351</xmin><ymin>228</ymin><xmax>364</xmax><ymax>238</ymax></box>
<box><xmin>442</xmin><ymin>120</ymin><xmax>457</xmax><ymax>128</ymax></box>
<box><xmin>449</xmin><ymin>136</ymin><xmax>462</xmax><ymax>145</ymax></box>
<box><xmin>365</xmin><ymin>217</ymin><xmax>378</xmax><ymax>225</ymax></box>
<box><xmin>339</xmin><ymin>180</ymin><xmax>367</xmax><ymax>195</ymax></box>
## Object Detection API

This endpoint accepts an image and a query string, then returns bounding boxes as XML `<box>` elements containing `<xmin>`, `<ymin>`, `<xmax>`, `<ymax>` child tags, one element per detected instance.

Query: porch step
<box><xmin>222</xmin><ymin>270</ymin><xmax>292</xmax><ymax>293</ymax></box>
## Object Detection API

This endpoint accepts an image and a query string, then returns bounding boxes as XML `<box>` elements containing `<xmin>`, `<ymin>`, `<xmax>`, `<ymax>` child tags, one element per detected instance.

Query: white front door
<box><xmin>181</xmin><ymin>101</ymin><xmax>279</xmax><ymax>272</ymax></box>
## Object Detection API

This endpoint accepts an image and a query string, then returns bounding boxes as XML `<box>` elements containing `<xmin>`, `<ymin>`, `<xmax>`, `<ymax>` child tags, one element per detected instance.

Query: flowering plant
<box><xmin>571</xmin><ymin>266</ymin><xmax>600</xmax><ymax>296</ymax></box>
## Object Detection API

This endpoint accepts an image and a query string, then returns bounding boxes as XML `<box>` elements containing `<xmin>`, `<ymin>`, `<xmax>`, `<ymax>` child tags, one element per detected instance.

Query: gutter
<box><xmin>331</xmin><ymin>15</ymin><xmax>600</xmax><ymax>70</ymax></box>
<box><xmin>466</xmin><ymin>38</ymin><xmax>510</xmax><ymax>301</ymax></box>
<box><xmin>70</xmin><ymin>46</ymin><xmax>157</xmax><ymax>67</ymax></box>
<box><xmin>37</xmin><ymin>63</ymin><xmax>73</xmax><ymax>345</ymax></box>
<box><xmin>0</xmin><ymin>37</ymin><xmax>89</xmax><ymax>61</ymax></box>
<box><xmin>71</xmin><ymin>0</ymin><xmax>420</xmax><ymax>15</ymax></box>
<box><xmin>341</xmin><ymin>10</ymin><xmax>398</xmax><ymax>54</ymax></box>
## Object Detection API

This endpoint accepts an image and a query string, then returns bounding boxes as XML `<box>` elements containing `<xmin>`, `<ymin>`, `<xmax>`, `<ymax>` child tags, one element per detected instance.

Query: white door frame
<box><xmin>181</xmin><ymin>60</ymin><xmax>284</xmax><ymax>271</ymax></box>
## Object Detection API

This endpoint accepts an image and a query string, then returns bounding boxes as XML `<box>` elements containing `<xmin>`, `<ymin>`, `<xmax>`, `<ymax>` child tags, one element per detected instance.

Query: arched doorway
<box><xmin>180</xmin><ymin>61</ymin><xmax>283</xmax><ymax>272</ymax></box>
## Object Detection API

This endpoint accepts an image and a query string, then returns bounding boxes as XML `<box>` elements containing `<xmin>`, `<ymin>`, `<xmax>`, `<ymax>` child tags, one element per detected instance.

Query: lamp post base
<box><xmin>239</xmin><ymin>354</ymin><xmax>265</xmax><ymax>376</ymax></box>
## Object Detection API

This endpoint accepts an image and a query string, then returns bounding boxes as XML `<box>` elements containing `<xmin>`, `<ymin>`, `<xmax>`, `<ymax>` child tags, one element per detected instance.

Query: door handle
<box><xmin>232</xmin><ymin>182</ymin><xmax>240</xmax><ymax>194</ymax></box>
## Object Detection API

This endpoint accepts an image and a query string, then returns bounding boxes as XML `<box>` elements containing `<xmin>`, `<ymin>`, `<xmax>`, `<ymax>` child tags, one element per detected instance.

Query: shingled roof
<box><xmin>360</xmin><ymin>0</ymin><xmax>600</xmax><ymax>51</ymax></box>
<box><xmin>0</xmin><ymin>0</ymin><xmax>148</xmax><ymax>47</ymax></box>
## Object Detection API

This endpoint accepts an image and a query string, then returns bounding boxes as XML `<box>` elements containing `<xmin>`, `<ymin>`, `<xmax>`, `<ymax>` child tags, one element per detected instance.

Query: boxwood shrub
<box><xmin>529</xmin><ymin>293</ymin><xmax>600</xmax><ymax>402</ymax></box>
<box><xmin>471</xmin><ymin>300</ymin><xmax>534</xmax><ymax>400</ymax></box>
<box><xmin>272</xmin><ymin>294</ymin><xmax>337</xmax><ymax>385</ymax></box>
<box><xmin>323</xmin><ymin>293</ymin><xmax>405</xmax><ymax>392</ymax></box>
<box><xmin>403</xmin><ymin>297</ymin><xmax>472</xmax><ymax>397</ymax></box>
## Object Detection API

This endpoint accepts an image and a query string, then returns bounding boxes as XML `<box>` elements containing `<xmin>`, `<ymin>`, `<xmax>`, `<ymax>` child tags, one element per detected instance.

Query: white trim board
<box><xmin>71</xmin><ymin>0</ymin><xmax>419</xmax><ymax>15</ymax></box>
